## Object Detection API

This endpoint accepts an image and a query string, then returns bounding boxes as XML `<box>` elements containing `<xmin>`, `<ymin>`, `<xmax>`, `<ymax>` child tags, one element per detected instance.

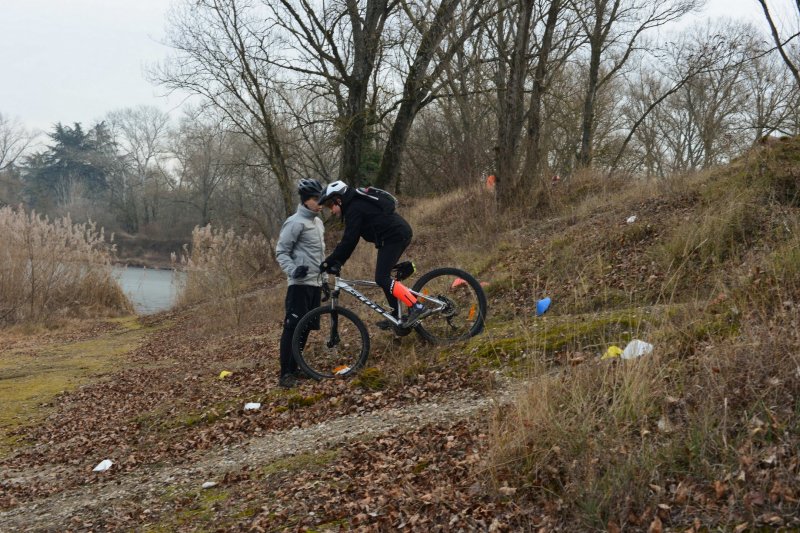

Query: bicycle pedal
<box><xmin>393</xmin><ymin>325</ymin><xmax>413</xmax><ymax>337</ymax></box>
<box><xmin>375</xmin><ymin>320</ymin><xmax>394</xmax><ymax>331</ymax></box>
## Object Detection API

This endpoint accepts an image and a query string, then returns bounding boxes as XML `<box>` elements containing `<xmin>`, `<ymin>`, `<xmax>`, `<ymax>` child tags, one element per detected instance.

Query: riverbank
<box><xmin>113</xmin><ymin>235</ymin><xmax>187</xmax><ymax>270</ymax></box>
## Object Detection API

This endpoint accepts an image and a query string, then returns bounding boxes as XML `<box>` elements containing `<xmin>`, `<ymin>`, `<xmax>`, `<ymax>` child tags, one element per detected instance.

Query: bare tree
<box><xmin>618</xmin><ymin>72</ymin><xmax>670</xmax><ymax>176</ymax></box>
<box><xmin>264</xmin><ymin>0</ymin><xmax>487</xmax><ymax>189</ymax></box>
<box><xmin>373</xmin><ymin>0</ymin><xmax>485</xmax><ymax>188</ymax></box>
<box><xmin>607</xmin><ymin>22</ymin><xmax>787</xmax><ymax>175</ymax></box>
<box><xmin>491</xmin><ymin>0</ymin><xmax>579</xmax><ymax>205</ymax></box>
<box><xmin>519</xmin><ymin>0</ymin><xmax>571</xmax><ymax>183</ymax></box>
<box><xmin>105</xmin><ymin>106</ymin><xmax>171</xmax><ymax>232</ymax></box>
<box><xmin>277</xmin><ymin>88</ymin><xmax>340</xmax><ymax>183</ymax></box>
<box><xmin>0</xmin><ymin>112</ymin><xmax>36</xmax><ymax>172</ymax></box>
<box><xmin>172</xmin><ymin>108</ymin><xmax>238</xmax><ymax>226</ymax></box>
<box><xmin>757</xmin><ymin>0</ymin><xmax>800</xmax><ymax>88</ymax></box>
<box><xmin>493</xmin><ymin>0</ymin><xmax>536</xmax><ymax>204</ymax></box>
<box><xmin>152</xmin><ymin>0</ymin><xmax>295</xmax><ymax>217</ymax></box>
<box><xmin>262</xmin><ymin>0</ymin><xmax>397</xmax><ymax>184</ymax></box>
<box><xmin>412</xmin><ymin>14</ymin><xmax>496</xmax><ymax>191</ymax></box>
<box><xmin>608</xmin><ymin>28</ymin><xmax>732</xmax><ymax>174</ymax></box>
<box><xmin>741</xmin><ymin>41</ymin><xmax>800</xmax><ymax>140</ymax></box>
<box><xmin>570</xmin><ymin>0</ymin><xmax>698</xmax><ymax>168</ymax></box>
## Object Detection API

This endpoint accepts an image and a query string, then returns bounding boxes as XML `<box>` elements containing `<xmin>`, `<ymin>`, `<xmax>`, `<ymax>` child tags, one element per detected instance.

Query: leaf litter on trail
<box><xmin>0</xmin><ymin>311</ymin><xmax>478</xmax><ymax>513</ymax></box>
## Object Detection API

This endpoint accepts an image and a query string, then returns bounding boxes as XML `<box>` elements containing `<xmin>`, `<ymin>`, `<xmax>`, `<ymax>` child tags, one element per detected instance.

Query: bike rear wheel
<box><xmin>292</xmin><ymin>305</ymin><xmax>370</xmax><ymax>380</ymax></box>
<box><xmin>412</xmin><ymin>267</ymin><xmax>487</xmax><ymax>344</ymax></box>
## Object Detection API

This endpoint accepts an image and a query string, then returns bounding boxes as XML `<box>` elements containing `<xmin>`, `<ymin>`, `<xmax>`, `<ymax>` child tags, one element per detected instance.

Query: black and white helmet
<box><xmin>317</xmin><ymin>180</ymin><xmax>348</xmax><ymax>206</ymax></box>
<box><xmin>297</xmin><ymin>178</ymin><xmax>324</xmax><ymax>198</ymax></box>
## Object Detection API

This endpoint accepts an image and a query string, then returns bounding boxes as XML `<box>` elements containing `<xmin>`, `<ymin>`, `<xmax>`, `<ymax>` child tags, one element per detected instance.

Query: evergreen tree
<box><xmin>23</xmin><ymin>122</ymin><xmax>116</xmax><ymax>208</ymax></box>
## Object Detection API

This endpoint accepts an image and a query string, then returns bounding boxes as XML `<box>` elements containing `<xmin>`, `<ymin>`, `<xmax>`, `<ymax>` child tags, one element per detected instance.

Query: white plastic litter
<box><xmin>93</xmin><ymin>459</ymin><xmax>113</xmax><ymax>472</ymax></box>
<box><xmin>621</xmin><ymin>339</ymin><xmax>653</xmax><ymax>359</ymax></box>
<box><xmin>244</xmin><ymin>402</ymin><xmax>261</xmax><ymax>411</ymax></box>
<box><xmin>202</xmin><ymin>481</ymin><xmax>218</xmax><ymax>489</ymax></box>
<box><xmin>626</xmin><ymin>215</ymin><xmax>637</xmax><ymax>224</ymax></box>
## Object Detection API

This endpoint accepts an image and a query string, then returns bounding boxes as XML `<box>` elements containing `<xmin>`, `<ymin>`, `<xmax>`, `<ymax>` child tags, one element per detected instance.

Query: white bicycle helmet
<box><xmin>318</xmin><ymin>180</ymin><xmax>348</xmax><ymax>206</ymax></box>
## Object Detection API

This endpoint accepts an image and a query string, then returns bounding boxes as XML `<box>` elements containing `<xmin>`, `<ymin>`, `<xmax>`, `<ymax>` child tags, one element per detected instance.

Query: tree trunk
<box><xmin>496</xmin><ymin>0</ymin><xmax>535</xmax><ymax>206</ymax></box>
<box><xmin>578</xmin><ymin>35</ymin><xmax>603</xmax><ymax>168</ymax></box>
<box><xmin>375</xmin><ymin>0</ymin><xmax>463</xmax><ymax>189</ymax></box>
<box><xmin>338</xmin><ymin>0</ymin><xmax>388</xmax><ymax>185</ymax></box>
<box><xmin>521</xmin><ymin>0</ymin><xmax>562</xmax><ymax>182</ymax></box>
<box><xmin>340</xmin><ymin>81</ymin><xmax>369</xmax><ymax>184</ymax></box>
<box><xmin>260</xmin><ymin>120</ymin><xmax>294</xmax><ymax>218</ymax></box>
<box><xmin>376</xmin><ymin>99</ymin><xmax>418</xmax><ymax>190</ymax></box>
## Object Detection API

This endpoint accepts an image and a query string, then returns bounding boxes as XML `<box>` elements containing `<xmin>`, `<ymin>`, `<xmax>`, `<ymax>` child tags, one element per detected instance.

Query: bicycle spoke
<box><xmin>412</xmin><ymin>268</ymin><xmax>487</xmax><ymax>344</ymax></box>
<box><xmin>293</xmin><ymin>306</ymin><xmax>369</xmax><ymax>379</ymax></box>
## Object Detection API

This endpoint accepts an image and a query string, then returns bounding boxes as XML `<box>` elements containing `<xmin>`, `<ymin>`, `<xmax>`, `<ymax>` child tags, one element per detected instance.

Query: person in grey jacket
<box><xmin>275</xmin><ymin>179</ymin><xmax>325</xmax><ymax>388</ymax></box>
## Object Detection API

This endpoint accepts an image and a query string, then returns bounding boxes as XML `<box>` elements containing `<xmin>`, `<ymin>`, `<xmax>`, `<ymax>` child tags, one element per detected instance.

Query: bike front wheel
<box><xmin>412</xmin><ymin>267</ymin><xmax>488</xmax><ymax>344</ymax></box>
<box><xmin>292</xmin><ymin>305</ymin><xmax>370</xmax><ymax>380</ymax></box>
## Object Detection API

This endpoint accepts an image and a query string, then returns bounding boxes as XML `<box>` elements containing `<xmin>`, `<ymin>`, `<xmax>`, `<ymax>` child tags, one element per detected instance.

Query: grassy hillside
<box><xmin>0</xmin><ymin>138</ymin><xmax>798</xmax><ymax>530</ymax></box>
<box><xmin>446</xmin><ymin>138</ymin><xmax>800</xmax><ymax>530</ymax></box>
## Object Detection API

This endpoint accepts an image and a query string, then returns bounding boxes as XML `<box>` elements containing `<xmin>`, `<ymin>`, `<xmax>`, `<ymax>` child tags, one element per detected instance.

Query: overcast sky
<box><xmin>0</xmin><ymin>0</ymin><xmax>792</xmax><ymax>134</ymax></box>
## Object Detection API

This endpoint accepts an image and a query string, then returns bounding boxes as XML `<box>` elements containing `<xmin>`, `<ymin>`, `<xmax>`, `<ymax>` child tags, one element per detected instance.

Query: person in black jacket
<box><xmin>317</xmin><ymin>180</ymin><xmax>430</xmax><ymax>328</ymax></box>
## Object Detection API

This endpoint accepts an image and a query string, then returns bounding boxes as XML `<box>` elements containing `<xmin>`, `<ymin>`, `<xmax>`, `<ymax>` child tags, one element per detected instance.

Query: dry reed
<box><xmin>177</xmin><ymin>224</ymin><xmax>272</xmax><ymax>326</ymax></box>
<box><xmin>0</xmin><ymin>205</ymin><xmax>130</xmax><ymax>325</ymax></box>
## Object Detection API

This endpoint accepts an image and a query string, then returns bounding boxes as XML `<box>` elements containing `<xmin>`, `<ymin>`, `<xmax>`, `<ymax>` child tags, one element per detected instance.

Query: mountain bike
<box><xmin>291</xmin><ymin>263</ymin><xmax>488</xmax><ymax>380</ymax></box>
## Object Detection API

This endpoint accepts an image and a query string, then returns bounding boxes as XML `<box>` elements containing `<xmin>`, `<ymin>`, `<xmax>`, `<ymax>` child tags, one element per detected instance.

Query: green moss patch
<box><xmin>466</xmin><ymin>310</ymin><xmax>646</xmax><ymax>370</ymax></box>
<box><xmin>0</xmin><ymin>316</ymin><xmax>149</xmax><ymax>458</ymax></box>
<box><xmin>147</xmin><ymin>486</ymin><xmax>231</xmax><ymax>531</ymax></box>
<box><xmin>351</xmin><ymin>366</ymin><xmax>387</xmax><ymax>390</ymax></box>
<box><xmin>285</xmin><ymin>392</ymin><xmax>325</xmax><ymax>410</ymax></box>
<box><xmin>259</xmin><ymin>449</ymin><xmax>339</xmax><ymax>478</ymax></box>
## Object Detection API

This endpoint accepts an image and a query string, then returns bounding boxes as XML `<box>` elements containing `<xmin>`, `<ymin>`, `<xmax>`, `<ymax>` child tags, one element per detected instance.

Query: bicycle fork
<box><xmin>327</xmin><ymin>287</ymin><xmax>341</xmax><ymax>349</ymax></box>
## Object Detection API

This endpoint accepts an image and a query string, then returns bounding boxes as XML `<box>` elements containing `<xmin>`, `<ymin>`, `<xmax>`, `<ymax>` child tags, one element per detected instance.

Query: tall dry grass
<box><xmin>485</xmin><ymin>143</ymin><xmax>800</xmax><ymax>528</ymax></box>
<box><xmin>405</xmin><ymin>183</ymin><xmax>511</xmax><ymax>273</ymax></box>
<box><xmin>490</xmin><ymin>306</ymin><xmax>800</xmax><ymax>527</ymax></box>
<box><xmin>177</xmin><ymin>224</ymin><xmax>273</xmax><ymax>326</ymax></box>
<box><xmin>0</xmin><ymin>206</ymin><xmax>130</xmax><ymax>325</ymax></box>
<box><xmin>489</xmin><ymin>355</ymin><xmax>666</xmax><ymax>489</ymax></box>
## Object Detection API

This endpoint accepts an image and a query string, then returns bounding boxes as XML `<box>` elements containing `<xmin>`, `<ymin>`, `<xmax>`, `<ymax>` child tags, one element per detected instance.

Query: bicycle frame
<box><xmin>323</xmin><ymin>275</ymin><xmax>448</xmax><ymax>326</ymax></box>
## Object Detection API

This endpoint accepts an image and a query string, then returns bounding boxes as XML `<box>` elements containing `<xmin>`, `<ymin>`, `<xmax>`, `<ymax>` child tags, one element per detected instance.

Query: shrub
<box><xmin>178</xmin><ymin>224</ymin><xmax>272</xmax><ymax>325</ymax></box>
<box><xmin>0</xmin><ymin>206</ymin><xmax>130</xmax><ymax>325</ymax></box>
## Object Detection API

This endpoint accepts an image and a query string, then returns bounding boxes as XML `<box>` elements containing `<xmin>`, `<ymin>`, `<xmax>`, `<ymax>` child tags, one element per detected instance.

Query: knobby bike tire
<box><xmin>411</xmin><ymin>267</ymin><xmax>488</xmax><ymax>344</ymax></box>
<box><xmin>291</xmin><ymin>305</ymin><xmax>370</xmax><ymax>380</ymax></box>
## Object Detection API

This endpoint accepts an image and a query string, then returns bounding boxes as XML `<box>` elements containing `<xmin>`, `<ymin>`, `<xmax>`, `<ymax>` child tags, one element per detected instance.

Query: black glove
<box><xmin>319</xmin><ymin>260</ymin><xmax>341</xmax><ymax>275</ymax></box>
<box><xmin>292</xmin><ymin>265</ymin><xmax>309</xmax><ymax>279</ymax></box>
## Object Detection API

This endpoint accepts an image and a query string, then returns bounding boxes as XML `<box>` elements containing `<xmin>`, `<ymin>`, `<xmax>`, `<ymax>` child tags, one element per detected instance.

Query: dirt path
<box><xmin>0</xmin><ymin>383</ymin><xmax>514</xmax><ymax>531</ymax></box>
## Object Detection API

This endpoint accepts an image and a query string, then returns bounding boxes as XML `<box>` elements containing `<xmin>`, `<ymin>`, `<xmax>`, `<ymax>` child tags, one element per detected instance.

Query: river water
<box><xmin>112</xmin><ymin>266</ymin><xmax>184</xmax><ymax>315</ymax></box>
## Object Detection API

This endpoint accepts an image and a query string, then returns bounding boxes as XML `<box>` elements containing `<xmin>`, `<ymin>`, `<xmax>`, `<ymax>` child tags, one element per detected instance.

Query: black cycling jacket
<box><xmin>325</xmin><ymin>188</ymin><xmax>412</xmax><ymax>266</ymax></box>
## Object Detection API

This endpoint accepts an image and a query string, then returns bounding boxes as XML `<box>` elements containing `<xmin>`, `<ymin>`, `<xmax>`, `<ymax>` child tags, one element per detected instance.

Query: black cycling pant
<box><xmin>279</xmin><ymin>284</ymin><xmax>321</xmax><ymax>378</ymax></box>
<box><xmin>375</xmin><ymin>238</ymin><xmax>411</xmax><ymax>317</ymax></box>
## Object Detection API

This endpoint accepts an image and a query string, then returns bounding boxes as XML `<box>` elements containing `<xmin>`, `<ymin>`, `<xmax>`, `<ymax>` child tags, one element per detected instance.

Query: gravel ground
<box><xmin>0</xmin><ymin>383</ymin><xmax>515</xmax><ymax>531</ymax></box>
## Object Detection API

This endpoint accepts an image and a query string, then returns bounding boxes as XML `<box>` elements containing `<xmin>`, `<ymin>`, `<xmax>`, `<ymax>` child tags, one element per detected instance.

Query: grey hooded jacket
<box><xmin>275</xmin><ymin>204</ymin><xmax>325</xmax><ymax>287</ymax></box>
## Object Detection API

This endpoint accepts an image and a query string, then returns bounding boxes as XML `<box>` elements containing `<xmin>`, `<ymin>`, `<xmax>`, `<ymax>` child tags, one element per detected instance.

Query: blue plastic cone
<box><xmin>536</xmin><ymin>297</ymin><xmax>551</xmax><ymax>316</ymax></box>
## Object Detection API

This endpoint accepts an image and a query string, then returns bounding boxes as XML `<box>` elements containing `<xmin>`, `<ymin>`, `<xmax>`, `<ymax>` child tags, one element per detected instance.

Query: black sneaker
<box><xmin>401</xmin><ymin>304</ymin><xmax>432</xmax><ymax>328</ymax></box>
<box><xmin>278</xmin><ymin>374</ymin><xmax>298</xmax><ymax>389</ymax></box>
